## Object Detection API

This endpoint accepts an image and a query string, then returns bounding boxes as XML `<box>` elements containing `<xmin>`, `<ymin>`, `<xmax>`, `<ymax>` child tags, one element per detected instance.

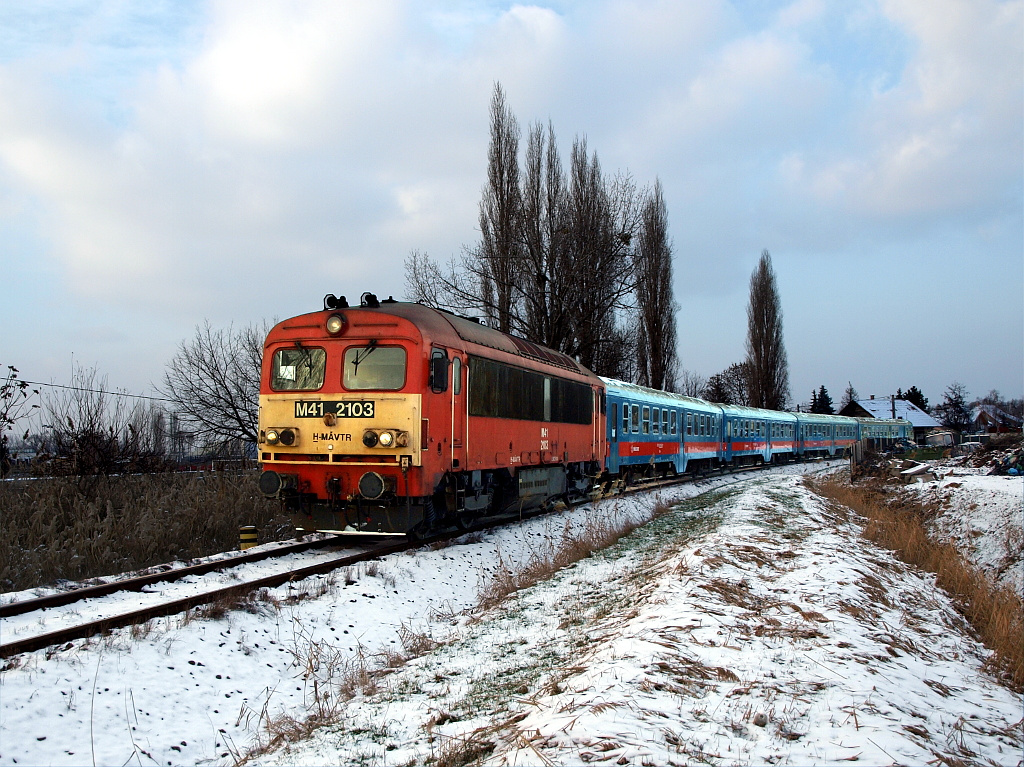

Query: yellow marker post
<box><xmin>239</xmin><ymin>525</ymin><xmax>258</xmax><ymax>550</ymax></box>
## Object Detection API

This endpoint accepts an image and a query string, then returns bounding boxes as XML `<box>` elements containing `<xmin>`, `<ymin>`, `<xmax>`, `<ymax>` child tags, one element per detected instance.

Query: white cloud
<box><xmin>0</xmin><ymin>0</ymin><xmax>1019</xmax><ymax>399</ymax></box>
<box><xmin>786</xmin><ymin>0</ymin><xmax>1023</xmax><ymax>220</ymax></box>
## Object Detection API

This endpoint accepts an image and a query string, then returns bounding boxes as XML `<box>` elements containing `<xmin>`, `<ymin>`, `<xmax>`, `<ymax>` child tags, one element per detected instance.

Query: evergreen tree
<box><xmin>816</xmin><ymin>385</ymin><xmax>834</xmax><ymax>414</ymax></box>
<box><xmin>810</xmin><ymin>389</ymin><xmax>819</xmax><ymax>413</ymax></box>
<box><xmin>900</xmin><ymin>385</ymin><xmax>929</xmax><ymax>413</ymax></box>
<box><xmin>934</xmin><ymin>382</ymin><xmax>972</xmax><ymax>431</ymax></box>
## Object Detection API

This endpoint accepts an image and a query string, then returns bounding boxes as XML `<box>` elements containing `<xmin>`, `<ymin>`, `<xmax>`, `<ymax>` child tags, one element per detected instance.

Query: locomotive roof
<box><xmin>301</xmin><ymin>300</ymin><xmax>593</xmax><ymax>378</ymax></box>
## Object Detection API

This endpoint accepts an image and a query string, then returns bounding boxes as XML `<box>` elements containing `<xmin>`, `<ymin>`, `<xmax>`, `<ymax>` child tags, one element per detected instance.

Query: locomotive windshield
<box><xmin>271</xmin><ymin>347</ymin><xmax>326</xmax><ymax>391</ymax></box>
<box><xmin>343</xmin><ymin>345</ymin><xmax>406</xmax><ymax>390</ymax></box>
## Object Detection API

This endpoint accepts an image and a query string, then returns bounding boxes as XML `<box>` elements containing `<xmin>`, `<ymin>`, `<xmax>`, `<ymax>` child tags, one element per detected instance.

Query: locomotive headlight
<box><xmin>326</xmin><ymin>314</ymin><xmax>345</xmax><ymax>335</ymax></box>
<box><xmin>378</xmin><ymin>430</ymin><xmax>394</xmax><ymax>447</ymax></box>
<box><xmin>362</xmin><ymin>429</ymin><xmax>379</xmax><ymax>448</ymax></box>
<box><xmin>265</xmin><ymin>429</ymin><xmax>280</xmax><ymax>445</ymax></box>
<box><xmin>279</xmin><ymin>428</ymin><xmax>296</xmax><ymax>446</ymax></box>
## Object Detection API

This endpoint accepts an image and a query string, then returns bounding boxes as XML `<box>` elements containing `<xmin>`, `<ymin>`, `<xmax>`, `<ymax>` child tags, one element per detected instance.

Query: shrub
<box><xmin>0</xmin><ymin>471</ymin><xmax>290</xmax><ymax>591</ymax></box>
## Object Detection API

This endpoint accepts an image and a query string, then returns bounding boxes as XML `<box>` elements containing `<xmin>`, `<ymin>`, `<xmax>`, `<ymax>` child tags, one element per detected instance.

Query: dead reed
<box><xmin>812</xmin><ymin>477</ymin><xmax>1024</xmax><ymax>692</ymax></box>
<box><xmin>0</xmin><ymin>471</ymin><xmax>290</xmax><ymax>592</ymax></box>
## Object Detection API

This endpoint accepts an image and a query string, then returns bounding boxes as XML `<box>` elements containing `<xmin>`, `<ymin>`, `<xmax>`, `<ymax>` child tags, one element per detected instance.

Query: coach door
<box><xmin>608</xmin><ymin>401</ymin><xmax>619</xmax><ymax>473</ymax></box>
<box><xmin>450</xmin><ymin>353</ymin><xmax>466</xmax><ymax>469</ymax></box>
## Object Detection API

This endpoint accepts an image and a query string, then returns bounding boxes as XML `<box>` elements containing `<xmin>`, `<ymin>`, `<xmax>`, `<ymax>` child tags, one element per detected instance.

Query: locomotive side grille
<box><xmin>265</xmin><ymin>453</ymin><xmax>400</xmax><ymax>464</ymax></box>
<box><xmin>332</xmin><ymin>454</ymin><xmax>400</xmax><ymax>463</ymax></box>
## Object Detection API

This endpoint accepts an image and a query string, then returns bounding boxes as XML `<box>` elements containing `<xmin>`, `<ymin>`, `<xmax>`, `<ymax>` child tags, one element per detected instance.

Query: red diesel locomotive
<box><xmin>257</xmin><ymin>293</ymin><xmax>605</xmax><ymax>535</ymax></box>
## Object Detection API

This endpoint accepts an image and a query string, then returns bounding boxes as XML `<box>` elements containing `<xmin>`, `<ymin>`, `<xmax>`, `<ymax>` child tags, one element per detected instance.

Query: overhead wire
<box><xmin>18</xmin><ymin>380</ymin><xmax>180</xmax><ymax>404</ymax></box>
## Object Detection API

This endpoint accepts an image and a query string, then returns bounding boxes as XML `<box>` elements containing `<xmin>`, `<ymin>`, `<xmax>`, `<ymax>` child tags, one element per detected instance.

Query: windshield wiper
<box><xmin>351</xmin><ymin>340</ymin><xmax>378</xmax><ymax>376</ymax></box>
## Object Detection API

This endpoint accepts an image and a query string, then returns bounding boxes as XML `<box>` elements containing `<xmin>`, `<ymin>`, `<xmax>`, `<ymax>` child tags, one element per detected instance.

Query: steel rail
<box><xmin>0</xmin><ymin>458</ymin><xmax>839</xmax><ymax>658</ymax></box>
<box><xmin>0</xmin><ymin>534</ymin><xmax>354</xmax><ymax>618</ymax></box>
<box><xmin>0</xmin><ymin>533</ymin><xmax>449</xmax><ymax>658</ymax></box>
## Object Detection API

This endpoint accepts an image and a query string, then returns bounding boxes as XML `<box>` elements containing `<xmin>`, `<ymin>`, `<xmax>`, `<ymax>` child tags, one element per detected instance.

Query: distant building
<box><xmin>839</xmin><ymin>395</ymin><xmax>940</xmax><ymax>443</ymax></box>
<box><xmin>972</xmin><ymin>404</ymin><xmax>1023</xmax><ymax>434</ymax></box>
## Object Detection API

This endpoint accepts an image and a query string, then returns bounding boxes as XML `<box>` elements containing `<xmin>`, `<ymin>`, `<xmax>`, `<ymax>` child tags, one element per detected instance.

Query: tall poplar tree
<box><xmin>744</xmin><ymin>250</ymin><xmax>790</xmax><ymax>410</ymax></box>
<box><xmin>634</xmin><ymin>179</ymin><xmax>678</xmax><ymax>390</ymax></box>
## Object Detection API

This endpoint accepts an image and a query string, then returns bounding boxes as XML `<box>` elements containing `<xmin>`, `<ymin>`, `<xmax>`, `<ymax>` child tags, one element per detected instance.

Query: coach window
<box><xmin>622</xmin><ymin>403</ymin><xmax>629</xmax><ymax>434</ymax></box>
<box><xmin>662</xmin><ymin>409</ymin><xmax>669</xmax><ymax>435</ymax></box>
<box><xmin>452</xmin><ymin>356</ymin><xmax>462</xmax><ymax>395</ymax></box>
<box><xmin>652</xmin><ymin>408</ymin><xmax>660</xmax><ymax>435</ymax></box>
<box><xmin>631</xmin><ymin>404</ymin><xmax>640</xmax><ymax>433</ymax></box>
<box><xmin>344</xmin><ymin>345</ymin><xmax>407</xmax><ymax>391</ymax></box>
<box><xmin>271</xmin><ymin>347</ymin><xmax>326</xmax><ymax>391</ymax></box>
<box><xmin>686</xmin><ymin>413</ymin><xmax>692</xmax><ymax>435</ymax></box>
<box><xmin>670</xmin><ymin>410</ymin><xmax>677</xmax><ymax>435</ymax></box>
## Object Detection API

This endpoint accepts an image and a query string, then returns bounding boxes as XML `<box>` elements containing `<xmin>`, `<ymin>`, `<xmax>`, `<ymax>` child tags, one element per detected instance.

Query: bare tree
<box><xmin>634</xmin><ymin>179</ymin><xmax>678</xmax><ymax>390</ymax></box>
<box><xmin>840</xmin><ymin>381</ymin><xmax>859</xmax><ymax>410</ymax></box>
<box><xmin>44</xmin><ymin>365</ymin><xmax>169</xmax><ymax>481</ymax></box>
<box><xmin>160</xmin><ymin>320</ymin><xmax>266</xmax><ymax>449</ymax></box>
<box><xmin>675</xmin><ymin>369</ymin><xmax>707</xmax><ymax>398</ymax></box>
<box><xmin>703</xmin><ymin>362</ymin><xmax>750</xmax><ymax>405</ymax></box>
<box><xmin>519</xmin><ymin>120</ymin><xmax>574</xmax><ymax>353</ymax></box>
<box><xmin>1</xmin><ymin>365</ymin><xmax>40</xmax><ymax>476</ymax></box>
<box><xmin>405</xmin><ymin>83</ymin><xmax>651</xmax><ymax>380</ymax></box>
<box><xmin>474</xmin><ymin>83</ymin><xmax>523</xmax><ymax>333</ymax></box>
<box><xmin>564</xmin><ymin>140</ymin><xmax>642</xmax><ymax>375</ymax></box>
<box><xmin>744</xmin><ymin>250</ymin><xmax>789</xmax><ymax>410</ymax></box>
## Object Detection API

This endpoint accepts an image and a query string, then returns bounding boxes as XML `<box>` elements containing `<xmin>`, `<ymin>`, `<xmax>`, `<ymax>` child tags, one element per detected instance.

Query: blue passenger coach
<box><xmin>601</xmin><ymin>377</ymin><xmax>913</xmax><ymax>483</ymax></box>
<box><xmin>602</xmin><ymin>379</ymin><xmax>724</xmax><ymax>478</ymax></box>
<box><xmin>721</xmin><ymin>405</ymin><xmax>799</xmax><ymax>465</ymax></box>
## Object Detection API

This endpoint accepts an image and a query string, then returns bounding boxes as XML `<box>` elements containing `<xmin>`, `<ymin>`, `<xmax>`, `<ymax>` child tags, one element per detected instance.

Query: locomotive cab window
<box><xmin>343</xmin><ymin>345</ymin><xmax>407</xmax><ymax>391</ymax></box>
<box><xmin>271</xmin><ymin>347</ymin><xmax>326</xmax><ymax>391</ymax></box>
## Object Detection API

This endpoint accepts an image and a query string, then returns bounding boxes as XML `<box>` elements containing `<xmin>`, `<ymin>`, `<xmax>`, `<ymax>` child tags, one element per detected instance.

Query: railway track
<box><xmin>0</xmin><ymin>532</ymin><xmax>438</xmax><ymax>658</ymax></box>
<box><xmin>0</xmin><ymin>459</ymin><xmax>839</xmax><ymax>659</ymax></box>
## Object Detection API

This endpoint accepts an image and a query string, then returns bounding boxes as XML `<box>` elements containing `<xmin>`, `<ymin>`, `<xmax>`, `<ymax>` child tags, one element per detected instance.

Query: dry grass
<box><xmin>812</xmin><ymin>477</ymin><xmax>1024</xmax><ymax>692</ymax></box>
<box><xmin>476</xmin><ymin>498</ymin><xmax>675</xmax><ymax>611</ymax></box>
<box><xmin>0</xmin><ymin>471</ymin><xmax>291</xmax><ymax>592</ymax></box>
<box><xmin>244</xmin><ymin>620</ymin><xmax>445</xmax><ymax>762</ymax></box>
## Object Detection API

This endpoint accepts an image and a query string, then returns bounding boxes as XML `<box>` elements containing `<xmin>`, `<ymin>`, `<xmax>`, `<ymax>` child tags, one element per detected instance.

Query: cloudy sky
<box><xmin>1</xmin><ymin>0</ymin><xmax>1021</xmax><ymax>412</ymax></box>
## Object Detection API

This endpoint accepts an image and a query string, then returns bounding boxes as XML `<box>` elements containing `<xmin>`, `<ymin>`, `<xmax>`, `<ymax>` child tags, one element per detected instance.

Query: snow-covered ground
<box><xmin>1</xmin><ymin>462</ymin><xmax>1020</xmax><ymax>766</ymax></box>
<box><xmin>902</xmin><ymin>466</ymin><xmax>1023</xmax><ymax>594</ymax></box>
